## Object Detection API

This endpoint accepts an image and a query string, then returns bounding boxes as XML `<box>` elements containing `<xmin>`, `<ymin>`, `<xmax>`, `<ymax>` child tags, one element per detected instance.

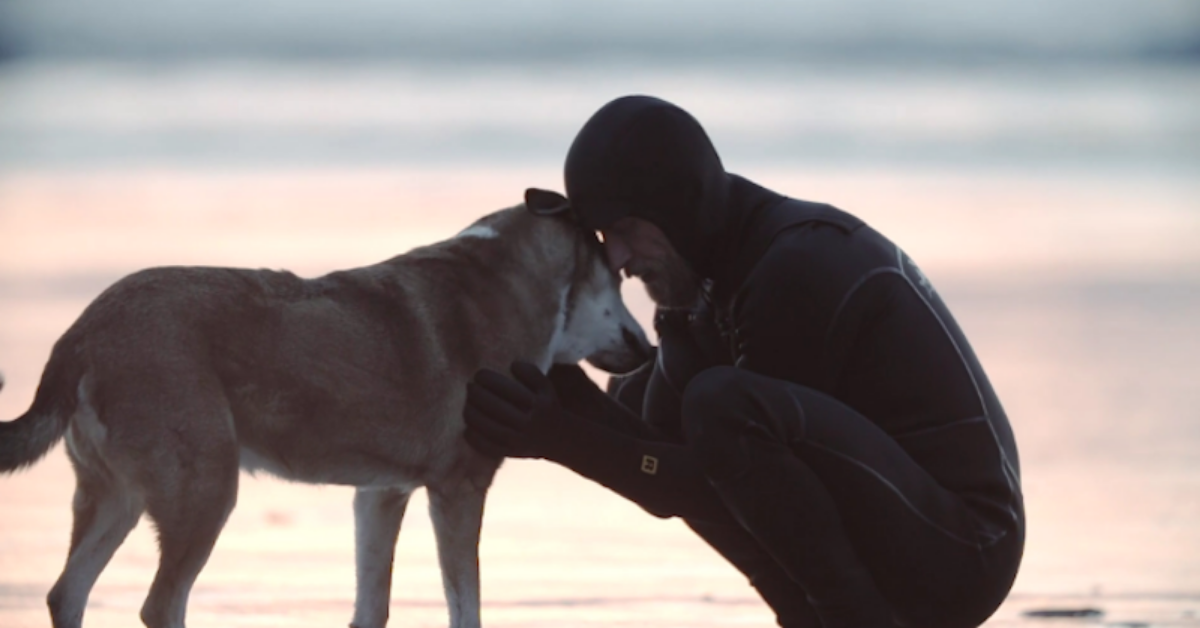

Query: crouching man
<box><xmin>465</xmin><ymin>95</ymin><xmax>1023</xmax><ymax>628</ymax></box>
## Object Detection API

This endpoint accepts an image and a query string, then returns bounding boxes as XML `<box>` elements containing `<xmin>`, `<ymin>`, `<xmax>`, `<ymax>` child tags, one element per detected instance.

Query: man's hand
<box><xmin>546</xmin><ymin>363</ymin><xmax>611</xmax><ymax>416</ymax></box>
<box><xmin>463</xmin><ymin>361</ymin><xmax>565</xmax><ymax>459</ymax></box>
<box><xmin>548</xmin><ymin>362</ymin><xmax>666</xmax><ymax>440</ymax></box>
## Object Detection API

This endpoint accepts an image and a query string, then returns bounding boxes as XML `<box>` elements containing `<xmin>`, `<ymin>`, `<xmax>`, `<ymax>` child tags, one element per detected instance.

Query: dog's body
<box><xmin>0</xmin><ymin>205</ymin><xmax>650</xmax><ymax>628</ymax></box>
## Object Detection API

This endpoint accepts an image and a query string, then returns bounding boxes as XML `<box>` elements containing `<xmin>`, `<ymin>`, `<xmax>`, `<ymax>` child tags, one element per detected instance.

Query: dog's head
<box><xmin>526</xmin><ymin>189</ymin><xmax>652</xmax><ymax>374</ymax></box>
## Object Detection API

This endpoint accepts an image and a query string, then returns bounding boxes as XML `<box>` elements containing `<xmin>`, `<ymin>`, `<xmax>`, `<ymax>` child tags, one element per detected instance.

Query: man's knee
<box><xmin>682</xmin><ymin>366</ymin><xmax>798</xmax><ymax>443</ymax></box>
<box><xmin>681</xmin><ymin>366</ymin><xmax>791</xmax><ymax>480</ymax></box>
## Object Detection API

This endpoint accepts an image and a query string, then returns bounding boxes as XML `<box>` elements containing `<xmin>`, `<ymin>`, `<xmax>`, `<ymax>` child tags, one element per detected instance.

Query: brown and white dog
<box><xmin>0</xmin><ymin>197</ymin><xmax>651</xmax><ymax>628</ymax></box>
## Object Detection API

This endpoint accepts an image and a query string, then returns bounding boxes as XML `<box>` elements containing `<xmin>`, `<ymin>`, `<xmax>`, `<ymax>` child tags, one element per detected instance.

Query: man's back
<box><xmin>717</xmin><ymin>195</ymin><xmax>1023</xmax><ymax>540</ymax></box>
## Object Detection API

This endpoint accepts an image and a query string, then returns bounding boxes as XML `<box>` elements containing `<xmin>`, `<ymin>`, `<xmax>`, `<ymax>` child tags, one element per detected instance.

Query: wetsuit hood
<box><xmin>564</xmin><ymin>95</ymin><xmax>733</xmax><ymax>278</ymax></box>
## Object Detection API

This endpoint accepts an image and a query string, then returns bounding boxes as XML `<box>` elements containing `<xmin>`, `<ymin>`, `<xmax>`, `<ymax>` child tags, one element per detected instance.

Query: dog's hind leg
<box><xmin>136</xmin><ymin>406</ymin><xmax>239</xmax><ymax>628</ymax></box>
<box><xmin>138</xmin><ymin>452</ymin><xmax>238</xmax><ymax>628</ymax></box>
<box><xmin>351</xmin><ymin>486</ymin><xmax>413</xmax><ymax>628</ymax></box>
<box><xmin>428</xmin><ymin>479</ymin><xmax>491</xmax><ymax>628</ymax></box>
<box><xmin>47</xmin><ymin>455</ymin><xmax>144</xmax><ymax>628</ymax></box>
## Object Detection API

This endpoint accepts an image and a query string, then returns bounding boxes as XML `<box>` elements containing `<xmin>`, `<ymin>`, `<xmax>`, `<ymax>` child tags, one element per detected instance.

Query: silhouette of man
<box><xmin>464</xmin><ymin>95</ymin><xmax>1023</xmax><ymax>628</ymax></box>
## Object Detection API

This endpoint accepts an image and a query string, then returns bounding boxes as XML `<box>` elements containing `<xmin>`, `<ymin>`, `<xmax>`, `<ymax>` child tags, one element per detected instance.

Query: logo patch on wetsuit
<box><xmin>640</xmin><ymin>455</ymin><xmax>659</xmax><ymax>475</ymax></box>
<box><xmin>900</xmin><ymin>247</ymin><xmax>937</xmax><ymax>299</ymax></box>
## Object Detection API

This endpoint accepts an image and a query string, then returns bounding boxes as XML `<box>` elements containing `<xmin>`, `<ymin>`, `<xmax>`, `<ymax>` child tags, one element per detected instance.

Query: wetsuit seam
<box><xmin>726</xmin><ymin>214</ymin><xmax>808</xmax><ymax>309</ymax></box>
<box><xmin>890</xmin><ymin>415</ymin><xmax>988</xmax><ymax>440</ymax></box>
<box><xmin>788</xmin><ymin>392</ymin><xmax>808</xmax><ymax>443</ymax></box>
<box><xmin>837</xmin><ymin>255</ymin><xmax>1021</xmax><ymax>532</ymax></box>
<box><xmin>891</xmin><ymin>246</ymin><xmax>1023</xmax><ymax>519</ymax></box>
<box><xmin>656</xmin><ymin>348</ymin><xmax>687</xmax><ymax>399</ymax></box>
<box><xmin>800</xmin><ymin>440</ymin><xmax>991</xmax><ymax>549</ymax></box>
<box><xmin>823</xmin><ymin>267</ymin><xmax>899</xmax><ymax>362</ymax></box>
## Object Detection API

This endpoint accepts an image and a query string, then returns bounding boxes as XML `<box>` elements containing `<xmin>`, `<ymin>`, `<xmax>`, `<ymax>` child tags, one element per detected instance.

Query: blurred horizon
<box><xmin>2</xmin><ymin>0</ymin><xmax>1197</xmax><ymax>177</ymax></box>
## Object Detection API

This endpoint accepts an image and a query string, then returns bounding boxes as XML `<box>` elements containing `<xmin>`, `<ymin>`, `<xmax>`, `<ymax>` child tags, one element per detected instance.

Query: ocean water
<box><xmin>1</xmin><ymin>57</ymin><xmax>1198</xmax><ymax>627</ymax></box>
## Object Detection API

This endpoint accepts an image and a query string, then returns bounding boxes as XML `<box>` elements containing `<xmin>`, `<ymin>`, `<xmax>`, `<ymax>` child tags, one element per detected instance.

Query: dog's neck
<box><xmin>385</xmin><ymin>207</ymin><xmax>584</xmax><ymax>374</ymax></box>
<box><xmin>478</xmin><ymin>209</ymin><xmax>583</xmax><ymax>371</ymax></box>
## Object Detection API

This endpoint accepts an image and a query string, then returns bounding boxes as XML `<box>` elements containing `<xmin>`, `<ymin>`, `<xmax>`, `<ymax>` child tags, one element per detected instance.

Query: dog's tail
<box><xmin>0</xmin><ymin>347</ymin><xmax>76</xmax><ymax>474</ymax></box>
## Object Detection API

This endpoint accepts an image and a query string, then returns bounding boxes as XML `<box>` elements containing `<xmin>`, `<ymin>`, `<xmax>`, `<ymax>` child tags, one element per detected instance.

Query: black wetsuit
<box><xmin>483</xmin><ymin>95</ymin><xmax>1025</xmax><ymax>627</ymax></box>
<box><xmin>605</xmin><ymin>178</ymin><xmax>1022</xmax><ymax>628</ymax></box>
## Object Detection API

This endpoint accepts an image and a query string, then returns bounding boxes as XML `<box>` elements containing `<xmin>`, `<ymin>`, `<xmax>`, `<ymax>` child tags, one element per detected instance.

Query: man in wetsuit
<box><xmin>462</xmin><ymin>95</ymin><xmax>1024</xmax><ymax>627</ymax></box>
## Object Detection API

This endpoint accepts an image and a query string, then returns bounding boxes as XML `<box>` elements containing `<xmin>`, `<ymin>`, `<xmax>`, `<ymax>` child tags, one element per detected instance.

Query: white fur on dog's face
<box><xmin>549</xmin><ymin>243</ymin><xmax>651</xmax><ymax>374</ymax></box>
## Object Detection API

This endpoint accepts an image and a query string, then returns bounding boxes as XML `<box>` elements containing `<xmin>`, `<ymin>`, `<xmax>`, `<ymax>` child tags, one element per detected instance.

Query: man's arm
<box><xmin>464</xmin><ymin>362</ymin><xmax>736</xmax><ymax>525</ymax></box>
<box><xmin>727</xmin><ymin>227</ymin><xmax>850</xmax><ymax>388</ymax></box>
<box><xmin>556</xmin><ymin>301</ymin><xmax>733</xmax><ymax>442</ymax></box>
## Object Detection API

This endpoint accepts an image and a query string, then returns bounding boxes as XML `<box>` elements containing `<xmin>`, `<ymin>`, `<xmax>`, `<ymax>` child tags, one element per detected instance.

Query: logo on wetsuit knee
<box><xmin>640</xmin><ymin>455</ymin><xmax>659</xmax><ymax>475</ymax></box>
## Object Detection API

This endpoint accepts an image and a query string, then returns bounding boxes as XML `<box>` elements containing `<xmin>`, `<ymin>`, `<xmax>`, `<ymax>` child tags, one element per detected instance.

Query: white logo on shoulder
<box><xmin>899</xmin><ymin>247</ymin><xmax>937</xmax><ymax>299</ymax></box>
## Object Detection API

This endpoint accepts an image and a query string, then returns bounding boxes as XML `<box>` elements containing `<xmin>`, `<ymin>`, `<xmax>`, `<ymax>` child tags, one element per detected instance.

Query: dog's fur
<box><xmin>0</xmin><ymin>204</ymin><xmax>651</xmax><ymax>628</ymax></box>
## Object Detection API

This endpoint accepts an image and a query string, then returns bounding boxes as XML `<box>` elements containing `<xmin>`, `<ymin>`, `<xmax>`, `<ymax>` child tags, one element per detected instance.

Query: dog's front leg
<box><xmin>351</xmin><ymin>486</ymin><xmax>413</xmax><ymax>628</ymax></box>
<box><xmin>428</xmin><ymin>479</ymin><xmax>491</xmax><ymax>628</ymax></box>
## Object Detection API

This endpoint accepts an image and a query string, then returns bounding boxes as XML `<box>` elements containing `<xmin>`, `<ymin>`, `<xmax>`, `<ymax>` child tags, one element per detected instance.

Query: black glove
<box><xmin>547</xmin><ymin>363</ymin><xmax>662</xmax><ymax>440</ymax></box>
<box><xmin>547</xmin><ymin>362</ymin><xmax>612</xmax><ymax>416</ymax></box>
<box><xmin>463</xmin><ymin>361</ymin><xmax>567</xmax><ymax>459</ymax></box>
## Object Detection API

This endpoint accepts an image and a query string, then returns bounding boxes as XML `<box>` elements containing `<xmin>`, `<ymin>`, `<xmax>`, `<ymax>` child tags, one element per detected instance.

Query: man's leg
<box><xmin>682</xmin><ymin>388</ymin><xmax>897</xmax><ymax>628</ymax></box>
<box><xmin>685</xmin><ymin>519</ymin><xmax>822</xmax><ymax>628</ymax></box>
<box><xmin>681</xmin><ymin>366</ymin><xmax>1019</xmax><ymax>628</ymax></box>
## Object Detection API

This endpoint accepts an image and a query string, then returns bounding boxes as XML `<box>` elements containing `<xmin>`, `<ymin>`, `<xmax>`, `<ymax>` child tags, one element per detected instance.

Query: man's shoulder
<box><xmin>736</xmin><ymin>206</ymin><xmax>907</xmax><ymax>317</ymax></box>
<box><xmin>749</xmin><ymin>203</ymin><xmax>878</xmax><ymax>278</ymax></box>
<box><xmin>770</xmin><ymin>197</ymin><xmax>865</xmax><ymax>235</ymax></box>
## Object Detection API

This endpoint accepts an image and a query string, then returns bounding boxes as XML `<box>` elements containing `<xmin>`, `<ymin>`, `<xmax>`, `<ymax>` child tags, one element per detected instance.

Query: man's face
<box><xmin>600</xmin><ymin>217</ymin><xmax>701</xmax><ymax>308</ymax></box>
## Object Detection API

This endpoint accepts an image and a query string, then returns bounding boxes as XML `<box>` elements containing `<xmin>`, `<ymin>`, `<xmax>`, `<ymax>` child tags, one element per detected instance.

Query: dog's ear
<box><xmin>524</xmin><ymin>188</ymin><xmax>571</xmax><ymax>216</ymax></box>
